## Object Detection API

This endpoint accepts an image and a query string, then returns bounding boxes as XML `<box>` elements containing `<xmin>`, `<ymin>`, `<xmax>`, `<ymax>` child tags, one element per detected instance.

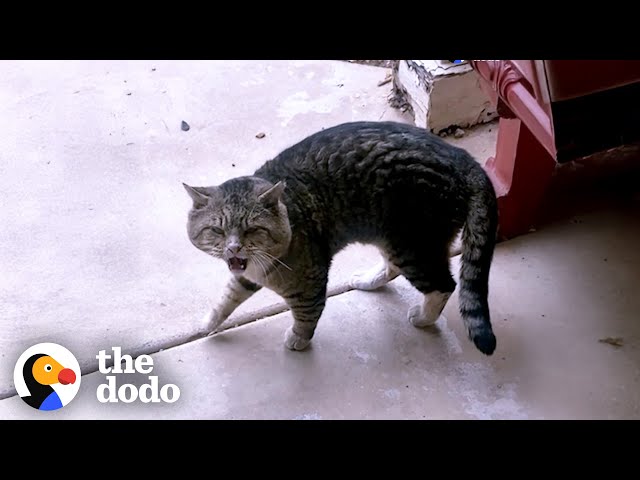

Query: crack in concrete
<box><xmin>1</xmin><ymin>245</ymin><xmax>466</xmax><ymax>401</ymax></box>
<box><xmin>0</xmin><ymin>281</ymin><xmax>356</xmax><ymax>401</ymax></box>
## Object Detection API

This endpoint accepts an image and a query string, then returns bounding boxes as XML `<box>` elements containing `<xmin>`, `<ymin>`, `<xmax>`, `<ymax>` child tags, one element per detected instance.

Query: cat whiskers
<box><xmin>247</xmin><ymin>249</ymin><xmax>278</xmax><ymax>282</ymax></box>
<box><xmin>255</xmin><ymin>249</ymin><xmax>292</xmax><ymax>271</ymax></box>
<box><xmin>251</xmin><ymin>250</ymin><xmax>287</xmax><ymax>284</ymax></box>
<box><xmin>250</xmin><ymin>252</ymin><xmax>271</xmax><ymax>280</ymax></box>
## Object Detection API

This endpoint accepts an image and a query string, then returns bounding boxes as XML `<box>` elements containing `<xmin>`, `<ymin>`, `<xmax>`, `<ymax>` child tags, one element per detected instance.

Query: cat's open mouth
<box><xmin>227</xmin><ymin>256</ymin><xmax>248</xmax><ymax>272</ymax></box>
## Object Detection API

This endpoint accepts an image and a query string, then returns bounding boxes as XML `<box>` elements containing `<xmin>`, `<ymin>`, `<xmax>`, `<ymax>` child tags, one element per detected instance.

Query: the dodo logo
<box><xmin>14</xmin><ymin>343</ymin><xmax>81</xmax><ymax>411</ymax></box>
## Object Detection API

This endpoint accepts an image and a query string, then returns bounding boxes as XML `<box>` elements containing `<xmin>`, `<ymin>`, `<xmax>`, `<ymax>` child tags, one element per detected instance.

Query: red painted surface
<box><xmin>471</xmin><ymin>60</ymin><xmax>640</xmax><ymax>239</ymax></box>
<box><xmin>472</xmin><ymin>60</ymin><xmax>556</xmax><ymax>158</ymax></box>
<box><xmin>472</xmin><ymin>60</ymin><xmax>557</xmax><ymax>239</ymax></box>
<box><xmin>485</xmin><ymin>118</ymin><xmax>556</xmax><ymax>239</ymax></box>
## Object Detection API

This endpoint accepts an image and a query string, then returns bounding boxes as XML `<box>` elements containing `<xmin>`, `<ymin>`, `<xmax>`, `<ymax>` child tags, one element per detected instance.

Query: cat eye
<box><xmin>245</xmin><ymin>226</ymin><xmax>266</xmax><ymax>235</ymax></box>
<box><xmin>209</xmin><ymin>227</ymin><xmax>225</xmax><ymax>235</ymax></box>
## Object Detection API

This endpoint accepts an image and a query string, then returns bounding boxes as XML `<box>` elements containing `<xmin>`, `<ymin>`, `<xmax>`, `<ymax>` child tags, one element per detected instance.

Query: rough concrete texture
<box><xmin>2</xmin><ymin>197</ymin><xmax>639</xmax><ymax>419</ymax></box>
<box><xmin>444</xmin><ymin>120</ymin><xmax>497</xmax><ymax>166</ymax></box>
<box><xmin>0</xmin><ymin>60</ymin><xmax>414</xmax><ymax>399</ymax></box>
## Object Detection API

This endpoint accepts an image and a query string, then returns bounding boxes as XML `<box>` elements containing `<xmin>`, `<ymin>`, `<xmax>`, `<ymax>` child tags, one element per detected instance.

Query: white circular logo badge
<box><xmin>14</xmin><ymin>343</ymin><xmax>81</xmax><ymax>411</ymax></box>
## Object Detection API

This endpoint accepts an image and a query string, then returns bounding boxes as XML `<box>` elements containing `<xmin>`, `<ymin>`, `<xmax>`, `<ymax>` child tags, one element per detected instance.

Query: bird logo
<box><xmin>14</xmin><ymin>343</ymin><xmax>81</xmax><ymax>411</ymax></box>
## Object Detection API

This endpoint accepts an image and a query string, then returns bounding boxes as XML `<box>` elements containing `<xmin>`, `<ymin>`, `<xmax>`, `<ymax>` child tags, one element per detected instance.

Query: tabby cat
<box><xmin>184</xmin><ymin>121</ymin><xmax>498</xmax><ymax>355</ymax></box>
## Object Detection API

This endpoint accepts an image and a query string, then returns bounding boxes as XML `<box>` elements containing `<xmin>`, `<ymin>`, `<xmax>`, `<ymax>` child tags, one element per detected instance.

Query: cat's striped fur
<box><xmin>184</xmin><ymin>121</ymin><xmax>498</xmax><ymax>355</ymax></box>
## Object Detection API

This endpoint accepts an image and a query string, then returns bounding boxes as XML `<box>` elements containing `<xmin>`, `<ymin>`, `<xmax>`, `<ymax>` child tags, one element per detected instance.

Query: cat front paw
<box><xmin>284</xmin><ymin>327</ymin><xmax>311</xmax><ymax>351</ymax></box>
<box><xmin>202</xmin><ymin>309</ymin><xmax>225</xmax><ymax>335</ymax></box>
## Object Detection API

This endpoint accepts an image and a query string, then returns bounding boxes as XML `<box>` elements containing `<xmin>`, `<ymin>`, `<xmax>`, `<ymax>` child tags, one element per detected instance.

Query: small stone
<box><xmin>454</xmin><ymin>128</ymin><xmax>465</xmax><ymax>138</ymax></box>
<box><xmin>256</xmin><ymin>132</ymin><xmax>266</xmax><ymax>139</ymax></box>
<box><xmin>181</xmin><ymin>121</ymin><xmax>190</xmax><ymax>131</ymax></box>
<box><xmin>599</xmin><ymin>337</ymin><xmax>623</xmax><ymax>348</ymax></box>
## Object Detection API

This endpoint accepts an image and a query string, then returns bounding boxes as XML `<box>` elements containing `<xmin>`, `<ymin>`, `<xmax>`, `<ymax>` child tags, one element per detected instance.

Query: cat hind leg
<box><xmin>408</xmin><ymin>290</ymin><xmax>453</xmax><ymax>327</ymax></box>
<box><xmin>389</xmin><ymin>249</ymin><xmax>456</xmax><ymax>327</ymax></box>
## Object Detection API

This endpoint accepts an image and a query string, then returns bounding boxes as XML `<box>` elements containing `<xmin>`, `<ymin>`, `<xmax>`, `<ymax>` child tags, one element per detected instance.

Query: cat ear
<box><xmin>183</xmin><ymin>183</ymin><xmax>212</xmax><ymax>209</ymax></box>
<box><xmin>258</xmin><ymin>181</ymin><xmax>286</xmax><ymax>207</ymax></box>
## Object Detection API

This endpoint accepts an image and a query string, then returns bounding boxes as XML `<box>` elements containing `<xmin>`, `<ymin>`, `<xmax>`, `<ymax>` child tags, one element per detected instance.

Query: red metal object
<box><xmin>471</xmin><ymin>60</ymin><xmax>557</xmax><ymax>239</ymax></box>
<box><xmin>471</xmin><ymin>60</ymin><xmax>640</xmax><ymax>239</ymax></box>
<box><xmin>484</xmin><ymin>117</ymin><xmax>556</xmax><ymax>239</ymax></box>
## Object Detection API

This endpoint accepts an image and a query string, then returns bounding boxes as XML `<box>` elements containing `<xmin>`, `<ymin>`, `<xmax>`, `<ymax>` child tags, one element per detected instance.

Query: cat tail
<box><xmin>458</xmin><ymin>169</ymin><xmax>499</xmax><ymax>355</ymax></box>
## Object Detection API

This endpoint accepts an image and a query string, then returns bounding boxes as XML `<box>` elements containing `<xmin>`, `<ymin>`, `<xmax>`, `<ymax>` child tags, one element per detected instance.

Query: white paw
<box><xmin>284</xmin><ymin>327</ymin><xmax>311</xmax><ymax>351</ymax></box>
<box><xmin>349</xmin><ymin>262</ymin><xmax>390</xmax><ymax>291</ymax></box>
<box><xmin>202</xmin><ymin>309</ymin><xmax>225</xmax><ymax>335</ymax></box>
<box><xmin>408</xmin><ymin>304</ymin><xmax>440</xmax><ymax>327</ymax></box>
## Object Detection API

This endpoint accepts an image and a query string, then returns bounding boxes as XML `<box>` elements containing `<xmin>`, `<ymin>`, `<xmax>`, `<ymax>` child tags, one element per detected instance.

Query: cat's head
<box><xmin>183</xmin><ymin>176</ymin><xmax>292</xmax><ymax>275</ymax></box>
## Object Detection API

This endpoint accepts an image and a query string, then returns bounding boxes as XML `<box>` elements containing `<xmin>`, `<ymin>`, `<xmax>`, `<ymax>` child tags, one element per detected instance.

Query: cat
<box><xmin>183</xmin><ymin>120</ymin><xmax>498</xmax><ymax>355</ymax></box>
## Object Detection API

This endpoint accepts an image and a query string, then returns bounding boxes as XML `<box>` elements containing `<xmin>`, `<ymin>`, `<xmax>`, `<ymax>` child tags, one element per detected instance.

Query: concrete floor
<box><xmin>1</xmin><ymin>61</ymin><xmax>639</xmax><ymax>419</ymax></box>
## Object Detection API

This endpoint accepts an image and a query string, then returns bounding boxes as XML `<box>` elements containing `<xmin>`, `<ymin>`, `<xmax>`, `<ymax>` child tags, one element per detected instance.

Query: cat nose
<box><xmin>227</xmin><ymin>243</ymin><xmax>242</xmax><ymax>254</ymax></box>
